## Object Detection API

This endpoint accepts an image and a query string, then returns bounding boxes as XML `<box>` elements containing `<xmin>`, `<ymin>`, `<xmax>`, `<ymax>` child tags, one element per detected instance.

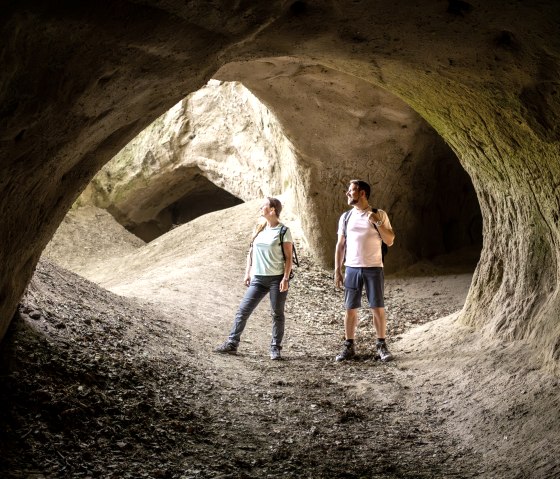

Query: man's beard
<box><xmin>349</xmin><ymin>197</ymin><xmax>358</xmax><ymax>205</ymax></box>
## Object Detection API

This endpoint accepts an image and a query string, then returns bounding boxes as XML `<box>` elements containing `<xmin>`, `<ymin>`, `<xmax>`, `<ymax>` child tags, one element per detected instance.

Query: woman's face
<box><xmin>260</xmin><ymin>201</ymin><xmax>275</xmax><ymax>217</ymax></box>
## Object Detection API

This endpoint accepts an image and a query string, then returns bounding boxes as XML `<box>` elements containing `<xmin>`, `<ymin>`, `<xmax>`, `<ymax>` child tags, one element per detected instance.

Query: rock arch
<box><xmin>79</xmin><ymin>79</ymin><xmax>298</xmax><ymax>241</ymax></box>
<box><xmin>83</xmin><ymin>77</ymin><xmax>480</xmax><ymax>267</ymax></box>
<box><xmin>1</xmin><ymin>1</ymin><xmax>559</xmax><ymax>370</ymax></box>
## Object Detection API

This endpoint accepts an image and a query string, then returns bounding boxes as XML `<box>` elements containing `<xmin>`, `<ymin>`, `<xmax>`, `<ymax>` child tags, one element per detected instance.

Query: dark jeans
<box><xmin>228</xmin><ymin>275</ymin><xmax>288</xmax><ymax>347</ymax></box>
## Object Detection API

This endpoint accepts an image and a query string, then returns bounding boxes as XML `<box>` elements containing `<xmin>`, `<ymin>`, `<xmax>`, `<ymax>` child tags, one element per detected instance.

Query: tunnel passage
<box><xmin>1</xmin><ymin>0</ymin><xmax>560</xmax><ymax>369</ymax></box>
<box><xmin>124</xmin><ymin>175</ymin><xmax>243</xmax><ymax>242</ymax></box>
<box><xmin>214</xmin><ymin>65</ymin><xmax>483</xmax><ymax>272</ymax></box>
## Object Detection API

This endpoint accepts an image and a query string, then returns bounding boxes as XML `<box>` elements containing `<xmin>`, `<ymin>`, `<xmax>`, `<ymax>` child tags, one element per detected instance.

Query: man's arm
<box><xmin>368</xmin><ymin>210</ymin><xmax>395</xmax><ymax>246</ymax></box>
<box><xmin>334</xmin><ymin>234</ymin><xmax>346</xmax><ymax>288</ymax></box>
<box><xmin>376</xmin><ymin>222</ymin><xmax>395</xmax><ymax>246</ymax></box>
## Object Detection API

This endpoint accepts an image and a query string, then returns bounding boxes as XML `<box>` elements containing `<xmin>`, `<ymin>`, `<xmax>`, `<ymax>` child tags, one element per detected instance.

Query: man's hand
<box><xmin>244</xmin><ymin>274</ymin><xmax>251</xmax><ymax>287</ymax></box>
<box><xmin>368</xmin><ymin>209</ymin><xmax>383</xmax><ymax>226</ymax></box>
<box><xmin>334</xmin><ymin>268</ymin><xmax>344</xmax><ymax>289</ymax></box>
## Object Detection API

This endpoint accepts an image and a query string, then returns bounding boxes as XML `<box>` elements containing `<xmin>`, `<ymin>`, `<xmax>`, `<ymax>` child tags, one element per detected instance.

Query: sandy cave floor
<box><xmin>1</xmin><ymin>202</ymin><xmax>559</xmax><ymax>479</ymax></box>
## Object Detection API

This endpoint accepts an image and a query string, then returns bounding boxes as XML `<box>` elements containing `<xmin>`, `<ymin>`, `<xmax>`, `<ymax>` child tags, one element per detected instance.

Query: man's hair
<box><xmin>349</xmin><ymin>179</ymin><xmax>371</xmax><ymax>199</ymax></box>
<box><xmin>267</xmin><ymin>197</ymin><xmax>283</xmax><ymax>217</ymax></box>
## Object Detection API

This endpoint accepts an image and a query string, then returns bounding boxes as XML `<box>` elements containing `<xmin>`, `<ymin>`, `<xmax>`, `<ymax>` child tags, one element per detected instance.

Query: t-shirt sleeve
<box><xmin>337</xmin><ymin>213</ymin><xmax>346</xmax><ymax>236</ymax></box>
<box><xmin>283</xmin><ymin>227</ymin><xmax>293</xmax><ymax>243</ymax></box>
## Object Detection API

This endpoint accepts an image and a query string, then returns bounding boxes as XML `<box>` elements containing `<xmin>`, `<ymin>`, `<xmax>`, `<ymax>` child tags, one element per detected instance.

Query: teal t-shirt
<box><xmin>252</xmin><ymin>224</ymin><xmax>293</xmax><ymax>276</ymax></box>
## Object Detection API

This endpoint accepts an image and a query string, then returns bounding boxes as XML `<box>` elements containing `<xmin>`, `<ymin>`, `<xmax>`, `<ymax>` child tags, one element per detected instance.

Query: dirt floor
<box><xmin>1</xmin><ymin>201</ymin><xmax>559</xmax><ymax>478</ymax></box>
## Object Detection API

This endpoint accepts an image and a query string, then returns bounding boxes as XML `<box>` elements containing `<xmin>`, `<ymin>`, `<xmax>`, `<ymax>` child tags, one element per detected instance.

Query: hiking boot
<box><xmin>270</xmin><ymin>345</ymin><xmax>282</xmax><ymax>360</ymax></box>
<box><xmin>215</xmin><ymin>341</ymin><xmax>238</xmax><ymax>355</ymax></box>
<box><xmin>376</xmin><ymin>341</ymin><xmax>394</xmax><ymax>362</ymax></box>
<box><xmin>335</xmin><ymin>340</ymin><xmax>356</xmax><ymax>362</ymax></box>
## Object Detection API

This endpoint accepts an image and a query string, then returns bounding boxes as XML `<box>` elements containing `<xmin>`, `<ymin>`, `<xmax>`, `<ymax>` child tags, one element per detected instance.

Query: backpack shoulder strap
<box><xmin>342</xmin><ymin>209</ymin><xmax>353</xmax><ymax>237</ymax></box>
<box><xmin>279</xmin><ymin>225</ymin><xmax>288</xmax><ymax>261</ymax></box>
<box><xmin>279</xmin><ymin>225</ymin><xmax>299</xmax><ymax>267</ymax></box>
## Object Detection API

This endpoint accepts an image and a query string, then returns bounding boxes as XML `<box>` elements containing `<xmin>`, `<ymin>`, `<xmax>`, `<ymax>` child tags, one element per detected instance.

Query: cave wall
<box><xmin>216</xmin><ymin>62</ymin><xmax>480</xmax><ymax>270</ymax></box>
<box><xmin>1</xmin><ymin>1</ymin><xmax>559</xmax><ymax>370</ymax></box>
<box><xmin>83</xmin><ymin>75</ymin><xmax>477</xmax><ymax>269</ymax></box>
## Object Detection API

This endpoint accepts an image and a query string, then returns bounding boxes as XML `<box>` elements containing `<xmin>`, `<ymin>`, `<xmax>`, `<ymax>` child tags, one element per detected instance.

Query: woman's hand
<box><xmin>244</xmin><ymin>274</ymin><xmax>251</xmax><ymax>287</ymax></box>
<box><xmin>279</xmin><ymin>278</ymin><xmax>289</xmax><ymax>292</ymax></box>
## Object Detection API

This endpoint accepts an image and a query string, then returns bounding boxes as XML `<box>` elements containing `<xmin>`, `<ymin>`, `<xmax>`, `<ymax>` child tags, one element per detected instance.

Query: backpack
<box><xmin>279</xmin><ymin>225</ymin><xmax>299</xmax><ymax>279</ymax></box>
<box><xmin>342</xmin><ymin>209</ymin><xmax>388</xmax><ymax>261</ymax></box>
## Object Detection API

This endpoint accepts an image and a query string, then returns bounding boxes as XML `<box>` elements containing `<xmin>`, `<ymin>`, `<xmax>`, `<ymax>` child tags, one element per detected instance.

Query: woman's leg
<box><xmin>268</xmin><ymin>275</ymin><xmax>288</xmax><ymax>347</ymax></box>
<box><xmin>228</xmin><ymin>276</ymin><xmax>268</xmax><ymax>345</ymax></box>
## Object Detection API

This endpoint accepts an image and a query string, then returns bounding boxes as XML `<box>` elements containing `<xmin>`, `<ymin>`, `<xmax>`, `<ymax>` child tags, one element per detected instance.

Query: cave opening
<box><xmin>406</xmin><ymin>142</ymin><xmax>483</xmax><ymax>272</ymax></box>
<box><xmin>126</xmin><ymin>174</ymin><xmax>244</xmax><ymax>242</ymax></box>
<box><xmin>71</xmin><ymin>76</ymin><xmax>483</xmax><ymax>272</ymax></box>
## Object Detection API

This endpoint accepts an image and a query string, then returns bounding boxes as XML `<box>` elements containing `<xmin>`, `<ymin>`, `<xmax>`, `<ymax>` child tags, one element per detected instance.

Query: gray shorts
<box><xmin>344</xmin><ymin>266</ymin><xmax>384</xmax><ymax>309</ymax></box>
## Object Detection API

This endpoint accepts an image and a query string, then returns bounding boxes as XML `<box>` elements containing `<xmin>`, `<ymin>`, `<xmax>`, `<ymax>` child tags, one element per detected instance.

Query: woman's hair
<box><xmin>267</xmin><ymin>197</ymin><xmax>283</xmax><ymax>217</ymax></box>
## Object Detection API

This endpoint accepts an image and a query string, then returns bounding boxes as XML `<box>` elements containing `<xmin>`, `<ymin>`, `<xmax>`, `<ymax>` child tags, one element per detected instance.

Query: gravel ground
<box><xmin>1</xmin><ymin>202</ymin><xmax>558</xmax><ymax>478</ymax></box>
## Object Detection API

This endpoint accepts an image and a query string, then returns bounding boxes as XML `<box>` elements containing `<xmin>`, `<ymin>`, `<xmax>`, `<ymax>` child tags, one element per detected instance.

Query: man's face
<box><xmin>346</xmin><ymin>183</ymin><xmax>361</xmax><ymax>205</ymax></box>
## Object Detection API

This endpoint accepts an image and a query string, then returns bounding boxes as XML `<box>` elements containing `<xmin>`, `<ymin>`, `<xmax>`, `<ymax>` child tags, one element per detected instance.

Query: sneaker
<box><xmin>270</xmin><ymin>345</ymin><xmax>282</xmax><ymax>360</ymax></box>
<box><xmin>215</xmin><ymin>341</ymin><xmax>238</xmax><ymax>355</ymax></box>
<box><xmin>335</xmin><ymin>340</ymin><xmax>356</xmax><ymax>362</ymax></box>
<box><xmin>376</xmin><ymin>341</ymin><xmax>394</xmax><ymax>362</ymax></box>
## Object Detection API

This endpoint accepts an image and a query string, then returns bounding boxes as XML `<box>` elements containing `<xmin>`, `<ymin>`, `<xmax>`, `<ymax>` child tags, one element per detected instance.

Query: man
<box><xmin>334</xmin><ymin>179</ymin><xmax>395</xmax><ymax>362</ymax></box>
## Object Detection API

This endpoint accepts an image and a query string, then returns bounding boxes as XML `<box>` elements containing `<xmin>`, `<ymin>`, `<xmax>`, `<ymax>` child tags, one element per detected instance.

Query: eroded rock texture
<box><xmin>84</xmin><ymin>78</ymin><xmax>479</xmax><ymax>267</ymax></box>
<box><xmin>80</xmin><ymin>80</ymin><xmax>298</xmax><ymax>241</ymax></box>
<box><xmin>1</xmin><ymin>1</ymin><xmax>560</xmax><ymax>369</ymax></box>
<box><xmin>216</xmin><ymin>63</ymin><xmax>481</xmax><ymax>270</ymax></box>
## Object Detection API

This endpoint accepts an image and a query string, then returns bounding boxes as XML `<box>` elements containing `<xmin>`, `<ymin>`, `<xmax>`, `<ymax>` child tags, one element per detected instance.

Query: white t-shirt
<box><xmin>252</xmin><ymin>224</ymin><xmax>293</xmax><ymax>276</ymax></box>
<box><xmin>337</xmin><ymin>208</ymin><xmax>391</xmax><ymax>268</ymax></box>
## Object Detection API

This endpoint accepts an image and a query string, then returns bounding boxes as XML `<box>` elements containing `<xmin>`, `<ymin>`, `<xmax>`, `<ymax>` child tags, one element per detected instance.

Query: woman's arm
<box><xmin>280</xmin><ymin>241</ymin><xmax>293</xmax><ymax>292</ymax></box>
<box><xmin>244</xmin><ymin>248</ymin><xmax>252</xmax><ymax>286</ymax></box>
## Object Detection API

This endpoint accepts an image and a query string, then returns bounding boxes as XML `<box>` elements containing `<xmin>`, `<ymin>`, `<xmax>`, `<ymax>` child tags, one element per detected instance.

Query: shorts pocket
<box><xmin>344</xmin><ymin>268</ymin><xmax>360</xmax><ymax>290</ymax></box>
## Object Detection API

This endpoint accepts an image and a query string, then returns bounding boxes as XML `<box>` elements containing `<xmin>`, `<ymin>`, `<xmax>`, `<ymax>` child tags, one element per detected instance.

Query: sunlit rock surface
<box><xmin>79</xmin><ymin>80</ymin><xmax>298</xmax><ymax>240</ymax></box>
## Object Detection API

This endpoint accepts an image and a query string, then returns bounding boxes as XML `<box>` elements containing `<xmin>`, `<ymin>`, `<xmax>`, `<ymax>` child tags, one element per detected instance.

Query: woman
<box><xmin>215</xmin><ymin>197</ymin><xmax>293</xmax><ymax>360</ymax></box>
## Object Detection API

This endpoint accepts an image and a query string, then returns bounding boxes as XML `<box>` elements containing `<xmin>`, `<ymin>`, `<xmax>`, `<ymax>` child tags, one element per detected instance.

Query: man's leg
<box><xmin>345</xmin><ymin>308</ymin><xmax>359</xmax><ymax>339</ymax></box>
<box><xmin>372</xmin><ymin>307</ymin><xmax>387</xmax><ymax>339</ymax></box>
<box><xmin>336</xmin><ymin>267</ymin><xmax>361</xmax><ymax>361</ymax></box>
<box><xmin>372</xmin><ymin>306</ymin><xmax>393</xmax><ymax>362</ymax></box>
<box><xmin>364</xmin><ymin>267</ymin><xmax>393</xmax><ymax>362</ymax></box>
<box><xmin>335</xmin><ymin>308</ymin><xmax>359</xmax><ymax>361</ymax></box>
